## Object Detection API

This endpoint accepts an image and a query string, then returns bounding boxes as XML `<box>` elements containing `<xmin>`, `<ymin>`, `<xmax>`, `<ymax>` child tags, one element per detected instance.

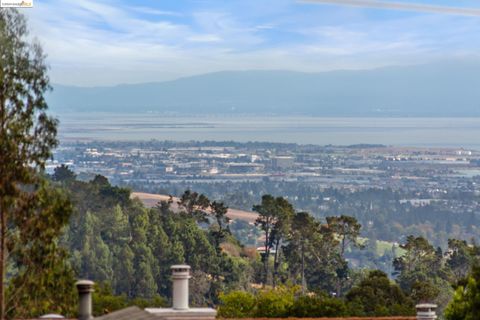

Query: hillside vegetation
<box><xmin>44</xmin><ymin>166</ymin><xmax>480</xmax><ymax>317</ymax></box>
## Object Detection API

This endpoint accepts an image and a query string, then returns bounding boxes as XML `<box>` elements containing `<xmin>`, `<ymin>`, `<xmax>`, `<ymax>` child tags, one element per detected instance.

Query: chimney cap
<box><xmin>416</xmin><ymin>303</ymin><xmax>437</xmax><ymax>308</ymax></box>
<box><xmin>75</xmin><ymin>280</ymin><xmax>95</xmax><ymax>293</ymax></box>
<box><xmin>171</xmin><ymin>265</ymin><xmax>191</xmax><ymax>272</ymax></box>
<box><xmin>171</xmin><ymin>265</ymin><xmax>190</xmax><ymax>269</ymax></box>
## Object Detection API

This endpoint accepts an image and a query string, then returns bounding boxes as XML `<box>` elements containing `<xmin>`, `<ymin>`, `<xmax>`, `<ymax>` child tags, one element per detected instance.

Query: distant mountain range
<box><xmin>47</xmin><ymin>61</ymin><xmax>480</xmax><ymax>116</ymax></box>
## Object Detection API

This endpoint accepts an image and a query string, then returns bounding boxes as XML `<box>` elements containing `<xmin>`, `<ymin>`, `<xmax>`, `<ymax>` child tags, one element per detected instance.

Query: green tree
<box><xmin>269</xmin><ymin>197</ymin><xmax>294</xmax><ymax>288</ymax></box>
<box><xmin>91</xmin><ymin>174</ymin><xmax>109</xmax><ymax>187</ymax></box>
<box><xmin>393</xmin><ymin>236</ymin><xmax>453</xmax><ymax>310</ymax></box>
<box><xmin>393</xmin><ymin>236</ymin><xmax>440</xmax><ymax>293</ymax></box>
<box><xmin>6</xmin><ymin>181</ymin><xmax>76</xmax><ymax>318</ymax></box>
<box><xmin>346</xmin><ymin>270</ymin><xmax>414</xmax><ymax>316</ymax></box>
<box><xmin>0</xmin><ymin>8</ymin><xmax>66</xmax><ymax>318</ymax></box>
<box><xmin>284</xmin><ymin>211</ymin><xmax>318</xmax><ymax>293</ymax></box>
<box><xmin>129</xmin><ymin>205</ymin><xmax>158</xmax><ymax>298</ymax></box>
<box><xmin>326</xmin><ymin>215</ymin><xmax>364</xmax><ymax>296</ymax></box>
<box><xmin>284</xmin><ymin>215</ymin><xmax>341</xmax><ymax>294</ymax></box>
<box><xmin>253</xmin><ymin>195</ymin><xmax>277</xmax><ymax>286</ymax></box>
<box><xmin>446</xmin><ymin>239</ymin><xmax>478</xmax><ymax>284</ymax></box>
<box><xmin>112</xmin><ymin>245</ymin><xmax>134</xmax><ymax>296</ymax></box>
<box><xmin>150</xmin><ymin>202</ymin><xmax>184</xmax><ymax>297</ymax></box>
<box><xmin>157</xmin><ymin>200</ymin><xmax>225</xmax><ymax>304</ymax></box>
<box><xmin>209</xmin><ymin>201</ymin><xmax>231</xmax><ymax>255</ymax></box>
<box><xmin>74</xmin><ymin>211</ymin><xmax>113</xmax><ymax>282</ymax></box>
<box><xmin>178</xmin><ymin>190</ymin><xmax>210</xmax><ymax>222</ymax></box>
<box><xmin>445</xmin><ymin>266</ymin><xmax>480</xmax><ymax>320</ymax></box>
<box><xmin>326</xmin><ymin>215</ymin><xmax>364</xmax><ymax>257</ymax></box>
<box><xmin>253</xmin><ymin>195</ymin><xmax>294</xmax><ymax>287</ymax></box>
<box><xmin>51</xmin><ymin>165</ymin><xmax>76</xmax><ymax>183</ymax></box>
<box><xmin>105</xmin><ymin>204</ymin><xmax>132</xmax><ymax>292</ymax></box>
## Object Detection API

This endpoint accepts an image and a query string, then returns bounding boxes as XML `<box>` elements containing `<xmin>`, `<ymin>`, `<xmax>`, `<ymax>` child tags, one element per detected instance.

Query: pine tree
<box><xmin>445</xmin><ymin>266</ymin><xmax>480</xmax><ymax>320</ymax></box>
<box><xmin>285</xmin><ymin>211</ymin><xmax>318</xmax><ymax>293</ymax></box>
<box><xmin>253</xmin><ymin>195</ymin><xmax>294</xmax><ymax>287</ymax></box>
<box><xmin>130</xmin><ymin>205</ymin><xmax>157</xmax><ymax>298</ymax></box>
<box><xmin>76</xmin><ymin>211</ymin><xmax>113</xmax><ymax>282</ymax></box>
<box><xmin>326</xmin><ymin>215</ymin><xmax>364</xmax><ymax>296</ymax></box>
<box><xmin>113</xmin><ymin>245</ymin><xmax>134</xmax><ymax>296</ymax></box>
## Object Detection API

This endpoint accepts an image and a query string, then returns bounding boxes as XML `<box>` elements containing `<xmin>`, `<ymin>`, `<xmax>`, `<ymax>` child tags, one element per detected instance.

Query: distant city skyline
<box><xmin>24</xmin><ymin>0</ymin><xmax>480</xmax><ymax>86</ymax></box>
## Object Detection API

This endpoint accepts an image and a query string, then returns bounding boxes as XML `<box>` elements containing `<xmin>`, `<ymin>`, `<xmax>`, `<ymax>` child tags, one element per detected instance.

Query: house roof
<box><xmin>226</xmin><ymin>318</ymin><xmax>416</xmax><ymax>320</ymax></box>
<box><xmin>20</xmin><ymin>314</ymin><xmax>417</xmax><ymax>320</ymax></box>
<box><xmin>95</xmin><ymin>306</ymin><xmax>158</xmax><ymax>320</ymax></box>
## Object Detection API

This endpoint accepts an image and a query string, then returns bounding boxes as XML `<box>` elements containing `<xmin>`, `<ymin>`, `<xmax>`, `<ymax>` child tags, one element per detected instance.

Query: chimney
<box><xmin>171</xmin><ymin>265</ymin><xmax>191</xmax><ymax>310</ymax></box>
<box><xmin>145</xmin><ymin>265</ymin><xmax>216</xmax><ymax>319</ymax></box>
<box><xmin>416</xmin><ymin>303</ymin><xmax>437</xmax><ymax>320</ymax></box>
<box><xmin>76</xmin><ymin>280</ymin><xmax>95</xmax><ymax>320</ymax></box>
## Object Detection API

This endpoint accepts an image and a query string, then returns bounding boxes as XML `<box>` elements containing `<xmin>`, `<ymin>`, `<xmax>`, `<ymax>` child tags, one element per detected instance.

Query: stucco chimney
<box><xmin>76</xmin><ymin>280</ymin><xmax>95</xmax><ymax>320</ymax></box>
<box><xmin>145</xmin><ymin>265</ymin><xmax>216</xmax><ymax>319</ymax></box>
<box><xmin>171</xmin><ymin>265</ymin><xmax>191</xmax><ymax>310</ymax></box>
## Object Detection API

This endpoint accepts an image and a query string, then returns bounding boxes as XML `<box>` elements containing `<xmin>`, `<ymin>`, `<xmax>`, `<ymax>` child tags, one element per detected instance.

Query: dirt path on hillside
<box><xmin>131</xmin><ymin>192</ymin><xmax>258</xmax><ymax>223</ymax></box>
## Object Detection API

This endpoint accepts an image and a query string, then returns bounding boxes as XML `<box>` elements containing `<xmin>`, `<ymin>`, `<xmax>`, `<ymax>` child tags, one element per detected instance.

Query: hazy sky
<box><xmin>23</xmin><ymin>0</ymin><xmax>480</xmax><ymax>86</ymax></box>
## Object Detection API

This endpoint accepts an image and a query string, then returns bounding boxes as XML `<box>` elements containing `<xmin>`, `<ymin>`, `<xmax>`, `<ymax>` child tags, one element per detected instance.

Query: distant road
<box><xmin>131</xmin><ymin>192</ymin><xmax>258</xmax><ymax>223</ymax></box>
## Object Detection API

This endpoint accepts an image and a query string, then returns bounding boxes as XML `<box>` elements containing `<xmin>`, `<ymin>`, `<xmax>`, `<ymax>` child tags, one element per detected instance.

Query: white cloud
<box><xmin>23</xmin><ymin>0</ymin><xmax>480</xmax><ymax>86</ymax></box>
<box><xmin>187</xmin><ymin>34</ymin><xmax>222</xmax><ymax>43</ymax></box>
<box><xmin>255</xmin><ymin>24</ymin><xmax>275</xmax><ymax>30</ymax></box>
<box><xmin>127</xmin><ymin>6</ymin><xmax>182</xmax><ymax>17</ymax></box>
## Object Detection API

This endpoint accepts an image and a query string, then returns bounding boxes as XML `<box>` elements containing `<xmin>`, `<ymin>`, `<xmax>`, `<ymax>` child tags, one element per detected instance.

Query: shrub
<box><xmin>93</xmin><ymin>291</ymin><xmax>128</xmax><ymax>316</ymax></box>
<box><xmin>92</xmin><ymin>283</ymin><xmax>166</xmax><ymax>316</ymax></box>
<box><xmin>255</xmin><ymin>286</ymin><xmax>298</xmax><ymax>318</ymax></box>
<box><xmin>218</xmin><ymin>291</ymin><xmax>256</xmax><ymax>318</ymax></box>
<box><xmin>290</xmin><ymin>294</ymin><xmax>348</xmax><ymax>318</ymax></box>
<box><xmin>346</xmin><ymin>270</ymin><xmax>414</xmax><ymax>316</ymax></box>
<box><xmin>130</xmin><ymin>295</ymin><xmax>167</xmax><ymax>309</ymax></box>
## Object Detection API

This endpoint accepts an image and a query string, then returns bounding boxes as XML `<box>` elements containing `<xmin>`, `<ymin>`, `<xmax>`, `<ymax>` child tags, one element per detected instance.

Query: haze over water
<box><xmin>57</xmin><ymin>113</ymin><xmax>480</xmax><ymax>149</ymax></box>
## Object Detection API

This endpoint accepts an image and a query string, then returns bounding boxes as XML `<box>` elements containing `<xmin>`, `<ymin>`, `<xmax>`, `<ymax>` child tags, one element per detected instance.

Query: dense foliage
<box><xmin>346</xmin><ymin>270</ymin><xmax>413</xmax><ymax>316</ymax></box>
<box><xmin>218</xmin><ymin>280</ymin><xmax>407</xmax><ymax>319</ymax></box>
<box><xmin>46</xmin><ymin>165</ymin><xmax>480</xmax><ymax>317</ymax></box>
<box><xmin>0</xmin><ymin>8</ymin><xmax>75</xmax><ymax>319</ymax></box>
<box><xmin>6</xmin><ymin>181</ymin><xmax>76</xmax><ymax>318</ymax></box>
<box><xmin>54</xmin><ymin>169</ymin><xmax>252</xmax><ymax>307</ymax></box>
<box><xmin>128</xmin><ymin>178</ymin><xmax>480</xmax><ymax>250</ymax></box>
<box><xmin>445</xmin><ymin>266</ymin><xmax>480</xmax><ymax>320</ymax></box>
<box><xmin>2</xmin><ymin>152</ymin><xmax>479</xmax><ymax>318</ymax></box>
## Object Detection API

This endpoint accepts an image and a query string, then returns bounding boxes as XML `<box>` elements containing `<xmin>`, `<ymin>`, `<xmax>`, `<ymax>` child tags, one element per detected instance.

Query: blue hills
<box><xmin>48</xmin><ymin>61</ymin><xmax>480</xmax><ymax>116</ymax></box>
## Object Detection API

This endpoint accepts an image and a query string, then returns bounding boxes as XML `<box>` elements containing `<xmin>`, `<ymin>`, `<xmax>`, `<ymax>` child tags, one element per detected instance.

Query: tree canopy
<box><xmin>0</xmin><ymin>8</ymin><xmax>73</xmax><ymax>319</ymax></box>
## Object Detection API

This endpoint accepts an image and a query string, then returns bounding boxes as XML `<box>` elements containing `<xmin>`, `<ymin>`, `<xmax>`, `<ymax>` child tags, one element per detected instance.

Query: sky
<box><xmin>22</xmin><ymin>0</ymin><xmax>480</xmax><ymax>86</ymax></box>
